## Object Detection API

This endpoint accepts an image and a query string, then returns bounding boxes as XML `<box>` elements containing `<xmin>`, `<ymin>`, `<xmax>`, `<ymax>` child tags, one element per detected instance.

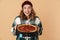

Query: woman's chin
<box><xmin>25</xmin><ymin>14</ymin><xmax>29</xmax><ymax>17</ymax></box>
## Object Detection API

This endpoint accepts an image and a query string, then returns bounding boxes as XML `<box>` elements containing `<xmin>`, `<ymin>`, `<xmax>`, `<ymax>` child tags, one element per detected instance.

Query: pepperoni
<box><xmin>18</xmin><ymin>25</ymin><xmax>36</xmax><ymax>32</ymax></box>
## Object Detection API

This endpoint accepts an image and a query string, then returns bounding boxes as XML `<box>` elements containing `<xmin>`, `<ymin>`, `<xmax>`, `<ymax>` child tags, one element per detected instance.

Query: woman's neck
<box><xmin>26</xmin><ymin>16</ymin><xmax>30</xmax><ymax>19</ymax></box>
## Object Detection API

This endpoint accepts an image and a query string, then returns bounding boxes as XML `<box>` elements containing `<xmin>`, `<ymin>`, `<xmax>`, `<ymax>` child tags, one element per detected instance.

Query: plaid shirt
<box><xmin>11</xmin><ymin>16</ymin><xmax>43</xmax><ymax>40</ymax></box>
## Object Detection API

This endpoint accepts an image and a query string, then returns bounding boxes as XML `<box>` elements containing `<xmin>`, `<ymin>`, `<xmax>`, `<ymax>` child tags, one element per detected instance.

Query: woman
<box><xmin>11</xmin><ymin>1</ymin><xmax>43</xmax><ymax>40</ymax></box>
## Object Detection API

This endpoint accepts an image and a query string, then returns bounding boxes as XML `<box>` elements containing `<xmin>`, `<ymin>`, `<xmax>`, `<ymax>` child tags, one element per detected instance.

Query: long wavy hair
<box><xmin>19</xmin><ymin>8</ymin><xmax>36</xmax><ymax>20</ymax></box>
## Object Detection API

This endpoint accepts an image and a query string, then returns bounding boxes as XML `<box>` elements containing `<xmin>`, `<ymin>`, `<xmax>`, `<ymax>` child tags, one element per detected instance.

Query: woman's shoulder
<box><xmin>35</xmin><ymin>16</ymin><xmax>41</xmax><ymax>21</ymax></box>
<box><xmin>14</xmin><ymin>16</ymin><xmax>20</xmax><ymax>20</ymax></box>
<box><xmin>13</xmin><ymin>16</ymin><xmax>21</xmax><ymax>21</ymax></box>
<box><xmin>35</xmin><ymin>16</ymin><xmax>40</xmax><ymax>19</ymax></box>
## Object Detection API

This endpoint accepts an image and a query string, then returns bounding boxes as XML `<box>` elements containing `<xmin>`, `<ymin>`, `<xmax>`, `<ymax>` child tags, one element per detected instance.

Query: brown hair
<box><xmin>19</xmin><ymin>8</ymin><xmax>36</xmax><ymax>20</ymax></box>
<box><xmin>19</xmin><ymin>1</ymin><xmax>36</xmax><ymax>20</ymax></box>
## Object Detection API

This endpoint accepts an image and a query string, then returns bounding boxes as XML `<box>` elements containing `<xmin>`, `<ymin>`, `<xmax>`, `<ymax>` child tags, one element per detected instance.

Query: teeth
<box><xmin>26</xmin><ymin>13</ymin><xmax>28</xmax><ymax>14</ymax></box>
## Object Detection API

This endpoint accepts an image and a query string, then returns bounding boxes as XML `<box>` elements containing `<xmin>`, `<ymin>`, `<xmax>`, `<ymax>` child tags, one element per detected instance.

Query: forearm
<box><xmin>11</xmin><ymin>26</ymin><xmax>17</xmax><ymax>36</ymax></box>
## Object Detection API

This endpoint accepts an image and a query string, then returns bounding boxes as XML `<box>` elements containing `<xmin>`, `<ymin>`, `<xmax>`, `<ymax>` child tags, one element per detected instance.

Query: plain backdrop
<box><xmin>0</xmin><ymin>0</ymin><xmax>60</xmax><ymax>40</ymax></box>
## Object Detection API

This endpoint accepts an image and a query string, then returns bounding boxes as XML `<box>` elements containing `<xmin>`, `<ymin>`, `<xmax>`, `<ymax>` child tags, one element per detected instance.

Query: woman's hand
<box><xmin>13</xmin><ymin>25</ymin><xmax>19</xmax><ymax>30</ymax></box>
<box><xmin>13</xmin><ymin>26</ymin><xmax>16</xmax><ymax>31</ymax></box>
<box><xmin>36</xmin><ymin>25</ymin><xmax>40</xmax><ymax>31</ymax></box>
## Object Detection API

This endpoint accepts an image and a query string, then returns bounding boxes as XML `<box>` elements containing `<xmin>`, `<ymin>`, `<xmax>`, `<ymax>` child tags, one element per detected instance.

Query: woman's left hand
<box><xmin>36</xmin><ymin>25</ymin><xmax>40</xmax><ymax>31</ymax></box>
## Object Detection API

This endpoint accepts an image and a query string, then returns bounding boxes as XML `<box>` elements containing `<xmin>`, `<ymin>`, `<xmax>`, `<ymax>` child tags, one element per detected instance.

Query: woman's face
<box><xmin>23</xmin><ymin>4</ymin><xmax>32</xmax><ymax>17</ymax></box>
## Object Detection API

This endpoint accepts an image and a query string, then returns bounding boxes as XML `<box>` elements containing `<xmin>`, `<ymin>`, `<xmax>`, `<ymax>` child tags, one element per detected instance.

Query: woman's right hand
<box><xmin>13</xmin><ymin>25</ymin><xmax>19</xmax><ymax>30</ymax></box>
<box><xmin>13</xmin><ymin>26</ymin><xmax>17</xmax><ymax>31</ymax></box>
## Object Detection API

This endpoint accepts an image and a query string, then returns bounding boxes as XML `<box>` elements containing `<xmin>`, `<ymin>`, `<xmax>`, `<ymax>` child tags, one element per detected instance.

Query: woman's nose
<box><xmin>26</xmin><ymin>8</ymin><xmax>29</xmax><ymax>11</ymax></box>
<box><xmin>26</xmin><ymin>9</ymin><xmax>29</xmax><ymax>12</ymax></box>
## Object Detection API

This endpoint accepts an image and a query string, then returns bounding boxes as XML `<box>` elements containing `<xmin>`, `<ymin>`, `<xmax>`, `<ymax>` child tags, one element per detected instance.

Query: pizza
<box><xmin>17</xmin><ymin>24</ymin><xmax>37</xmax><ymax>33</ymax></box>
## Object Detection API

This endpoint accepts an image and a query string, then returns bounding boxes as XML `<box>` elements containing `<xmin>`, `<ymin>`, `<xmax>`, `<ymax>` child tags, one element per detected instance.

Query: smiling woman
<box><xmin>11</xmin><ymin>0</ymin><xmax>43</xmax><ymax>40</ymax></box>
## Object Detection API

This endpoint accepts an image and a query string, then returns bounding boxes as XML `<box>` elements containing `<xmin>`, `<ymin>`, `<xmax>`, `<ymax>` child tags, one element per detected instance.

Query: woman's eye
<box><xmin>28</xmin><ymin>6</ymin><xmax>31</xmax><ymax>9</ymax></box>
<box><xmin>23</xmin><ymin>6</ymin><xmax>32</xmax><ymax>10</ymax></box>
<box><xmin>23</xmin><ymin>7</ymin><xmax>26</xmax><ymax>9</ymax></box>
